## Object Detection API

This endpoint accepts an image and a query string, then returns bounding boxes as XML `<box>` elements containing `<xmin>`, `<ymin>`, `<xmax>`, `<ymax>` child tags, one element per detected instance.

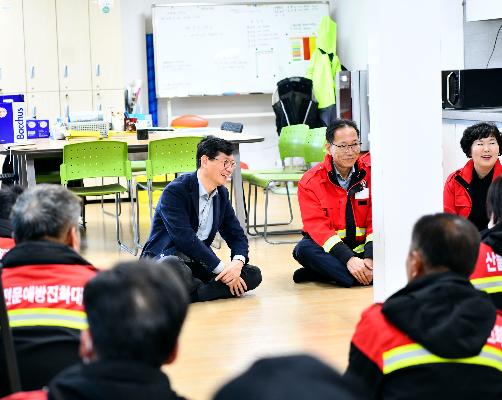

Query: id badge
<box><xmin>355</xmin><ymin>187</ymin><xmax>369</xmax><ymax>199</ymax></box>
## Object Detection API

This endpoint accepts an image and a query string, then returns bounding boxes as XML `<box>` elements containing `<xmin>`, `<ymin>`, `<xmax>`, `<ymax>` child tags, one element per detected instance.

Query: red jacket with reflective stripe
<box><xmin>444</xmin><ymin>159</ymin><xmax>502</xmax><ymax>218</ymax></box>
<box><xmin>347</xmin><ymin>304</ymin><xmax>502</xmax><ymax>400</ymax></box>
<box><xmin>472</xmin><ymin>242</ymin><xmax>502</xmax><ymax>310</ymax></box>
<box><xmin>2</xmin><ymin>263</ymin><xmax>97</xmax><ymax>316</ymax></box>
<box><xmin>298</xmin><ymin>153</ymin><xmax>372</xmax><ymax>251</ymax></box>
<box><xmin>0</xmin><ymin>236</ymin><xmax>15</xmax><ymax>259</ymax></box>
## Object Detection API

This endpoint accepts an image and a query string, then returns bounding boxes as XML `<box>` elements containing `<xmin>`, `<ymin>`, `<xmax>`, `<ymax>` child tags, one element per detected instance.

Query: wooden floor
<box><xmin>80</xmin><ymin>186</ymin><xmax>373</xmax><ymax>400</ymax></box>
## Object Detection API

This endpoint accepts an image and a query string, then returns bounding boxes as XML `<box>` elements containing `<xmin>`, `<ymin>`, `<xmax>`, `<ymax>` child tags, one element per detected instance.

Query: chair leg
<box><xmin>262</xmin><ymin>182</ymin><xmax>302</xmax><ymax>245</ymax></box>
<box><xmin>135</xmin><ymin>182</ymin><xmax>142</xmax><ymax>249</ymax></box>
<box><xmin>148</xmin><ymin>180</ymin><xmax>154</xmax><ymax>221</ymax></box>
<box><xmin>115</xmin><ymin>184</ymin><xmax>138</xmax><ymax>255</ymax></box>
<box><xmin>80</xmin><ymin>196</ymin><xmax>87</xmax><ymax>229</ymax></box>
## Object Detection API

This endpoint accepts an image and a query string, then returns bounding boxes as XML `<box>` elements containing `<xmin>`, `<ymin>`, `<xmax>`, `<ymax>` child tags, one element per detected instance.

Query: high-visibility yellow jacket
<box><xmin>305</xmin><ymin>16</ymin><xmax>342</xmax><ymax>109</ymax></box>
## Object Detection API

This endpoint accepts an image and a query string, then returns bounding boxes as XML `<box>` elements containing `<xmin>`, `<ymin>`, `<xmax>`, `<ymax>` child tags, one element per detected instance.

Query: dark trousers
<box><xmin>293</xmin><ymin>237</ymin><xmax>356</xmax><ymax>287</ymax></box>
<box><xmin>158</xmin><ymin>255</ymin><xmax>261</xmax><ymax>302</ymax></box>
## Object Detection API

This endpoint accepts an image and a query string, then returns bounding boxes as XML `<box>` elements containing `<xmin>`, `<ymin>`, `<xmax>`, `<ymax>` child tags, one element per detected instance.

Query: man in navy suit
<box><xmin>141</xmin><ymin>136</ymin><xmax>262</xmax><ymax>302</ymax></box>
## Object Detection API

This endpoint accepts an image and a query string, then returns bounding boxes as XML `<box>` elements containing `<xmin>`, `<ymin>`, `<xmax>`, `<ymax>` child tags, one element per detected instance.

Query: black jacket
<box><xmin>0</xmin><ymin>218</ymin><xmax>12</xmax><ymax>238</ymax></box>
<box><xmin>48</xmin><ymin>360</ymin><xmax>185</xmax><ymax>400</ymax></box>
<box><xmin>140</xmin><ymin>172</ymin><xmax>248</xmax><ymax>270</ymax></box>
<box><xmin>345</xmin><ymin>272</ymin><xmax>502</xmax><ymax>400</ymax></box>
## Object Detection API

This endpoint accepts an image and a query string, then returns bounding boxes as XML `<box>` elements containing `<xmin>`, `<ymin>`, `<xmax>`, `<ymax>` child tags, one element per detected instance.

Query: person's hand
<box><xmin>215</xmin><ymin>260</ymin><xmax>244</xmax><ymax>284</ymax></box>
<box><xmin>363</xmin><ymin>258</ymin><xmax>373</xmax><ymax>270</ymax></box>
<box><xmin>347</xmin><ymin>257</ymin><xmax>371</xmax><ymax>285</ymax></box>
<box><xmin>228</xmin><ymin>277</ymin><xmax>248</xmax><ymax>297</ymax></box>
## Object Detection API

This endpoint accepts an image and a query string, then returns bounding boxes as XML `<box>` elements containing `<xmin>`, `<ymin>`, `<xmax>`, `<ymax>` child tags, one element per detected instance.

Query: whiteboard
<box><xmin>152</xmin><ymin>2</ymin><xmax>329</xmax><ymax>98</ymax></box>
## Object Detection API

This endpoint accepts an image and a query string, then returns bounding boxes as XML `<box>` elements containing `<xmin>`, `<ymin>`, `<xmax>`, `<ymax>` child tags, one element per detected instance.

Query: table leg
<box><xmin>231</xmin><ymin>144</ymin><xmax>246</xmax><ymax>230</ymax></box>
<box><xmin>15</xmin><ymin>154</ymin><xmax>27</xmax><ymax>187</ymax></box>
<box><xmin>26</xmin><ymin>158</ymin><xmax>36</xmax><ymax>187</ymax></box>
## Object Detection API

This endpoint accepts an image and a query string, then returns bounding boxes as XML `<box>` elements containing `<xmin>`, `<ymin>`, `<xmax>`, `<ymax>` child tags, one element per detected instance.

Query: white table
<box><xmin>0</xmin><ymin>129</ymin><xmax>264</xmax><ymax>229</ymax></box>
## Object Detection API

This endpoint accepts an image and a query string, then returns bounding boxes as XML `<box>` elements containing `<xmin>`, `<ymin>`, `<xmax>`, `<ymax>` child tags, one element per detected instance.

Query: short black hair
<box><xmin>411</xmin><ymin>213</ymin><xmax>480</xmax><ymax>277</ymax></box>
<box><xmin>213</xmin><ymin>354</ymin><xmax>360</xmax><ymax>400</ymax></box>
<box><xmin>487</xmin><ymin>176</ymin><xmax>502</xmax><ymax>225</ymax></box>
<box><xmin>326</xmin><ymin>119</ymin><xmax>360</xmax><ymax>144</ymax></box>
<box><xmin>460</xmin><ymin>122</ymin><xmax>502</xmax><ymax>157</ymax></box>
<box><xmin>83</xmin><ymin>259</ymin><xmax>189</xmax><ymax>367</ymax></box>
<box><xmin>196</xmin><ymin>136</ymin><xmax>234</xmax><ymax>169</ymax></box>
<box><xmin>0</xmin><ymin>185</ymin><xmax>23</xmax><ymax>220</ymax></box>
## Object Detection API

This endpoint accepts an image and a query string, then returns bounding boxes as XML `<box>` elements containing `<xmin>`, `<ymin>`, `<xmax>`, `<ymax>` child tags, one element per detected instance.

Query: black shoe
<box><xmin>293</xmin><ymin>267</ymin><xmax>325</xmax><ymax>283</ymax></box>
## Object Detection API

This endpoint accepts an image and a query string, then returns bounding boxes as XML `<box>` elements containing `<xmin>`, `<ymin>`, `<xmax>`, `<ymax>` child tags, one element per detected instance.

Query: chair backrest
<box><xmin>60</xmin><ymin>140</ymin><xmax>132</xmax><ymax>184</ymax></box>
<box><xmin>278</xmin><ymin>124</ymin><xmax>309</xmax><ymax>160</ymax></box>
<box><xmin>171</xmin><ymin>114</ymin><xmax>208</xmax><ymax>128</ymax></box>
<box><xmin>304</xmin><ymin>127</ymin><xmax>327</xmax><ymax>164</ymax></box>
<box><xmin>146</xmin><ymin>136</ymin><xmax>202</xmax><ymax>179</ymax></box>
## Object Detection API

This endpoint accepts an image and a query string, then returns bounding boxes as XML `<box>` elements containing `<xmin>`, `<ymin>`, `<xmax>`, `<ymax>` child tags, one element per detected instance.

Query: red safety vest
<box><xmin>471</xmin><ymin>242</ymin><xmax>502</xmax><ymax>296</ymax></box>
<box><xmin>2</xmin><ymin>263</ymin><xmax>97</xmax><ymax>330</ymax></box>
<box><xmin>352</xmin><ymin>304</ymin><xmax>502</xmax><ymax>375</ymax></box>
<box><xmin>0</xmin><ymin>237</ymin><xmax>15</xmax><ymax>259</ymax></box>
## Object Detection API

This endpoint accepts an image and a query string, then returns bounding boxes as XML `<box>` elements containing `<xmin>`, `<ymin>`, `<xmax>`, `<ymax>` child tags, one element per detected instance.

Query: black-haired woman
<box><xmin>444</xmin><ymin>122</ymin><xmax>502</xmax><ymax>231</ymax></box>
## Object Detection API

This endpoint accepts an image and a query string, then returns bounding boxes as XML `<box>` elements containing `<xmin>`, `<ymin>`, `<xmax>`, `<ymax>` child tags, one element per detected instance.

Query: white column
<box><xmin>369</xmin><ymin>0</ymin><xmax>443</xmax><ymax>301</ymax></box>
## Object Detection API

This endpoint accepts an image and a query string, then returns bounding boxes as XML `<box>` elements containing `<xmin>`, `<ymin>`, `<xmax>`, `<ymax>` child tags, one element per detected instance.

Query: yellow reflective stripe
<box><xmin>383</xmin><ymin>343</ymin><xmax>502</xmax><ymax>375</ymax></box>
<box><xmin>353</xmin><ymin>244</ymin><xmax>365</xmax><ymax>253</ymax></box>
<box><xmin>365</xmin><ymin>233</ymin><xmax>374</xmax><ymax>243</ymax></box>
<box><xmin>471</xmin><ymin>276</ymin><xmax>502</xmax><ymax>294</ymax></box>
<box><xmin>355</xmin><ymin>227</ymin><xmax>366</xmax><ymax>237</ymax></box>
<box><xmin>336</xmin><ymin>229</ymin><xmax>346</xmax><ymax>239</ymax></box>
<box><xmin>8</xmin><ymin>308</ymin><xmax>88</xmax><ymax>330</ymax></box>
<box><xmin>323</xmin><ymin>234</ymin><xmax>342</xmax><ymax>252</ymax></box>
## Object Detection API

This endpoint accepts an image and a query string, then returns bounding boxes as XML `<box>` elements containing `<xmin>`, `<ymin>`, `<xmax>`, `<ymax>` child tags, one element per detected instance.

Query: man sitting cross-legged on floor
<box><xmin>141</xmin><ymin>136</ymin><xmax>262</xmax><ymax>302</ymax></box>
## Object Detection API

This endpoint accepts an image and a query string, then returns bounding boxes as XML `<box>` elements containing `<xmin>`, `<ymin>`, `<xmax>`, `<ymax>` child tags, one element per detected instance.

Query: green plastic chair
<box><xmin>135</xmin><ymin>136</ymin><xmax>202</xmax><ymax>246</ymax></box>
<box><xmin>304</xmin><ymin>127</ymin><xmax>327</xmax><ymax>165</ymax></box>
<box><xmin>245</xmin><ymin>124</ymin><xmax>308</xmax><ymax>244</ymax></box>
<box><xmin>60</xmin><ymin>140</ymin><xmax>138</xmax><ymax>255</ymax></box>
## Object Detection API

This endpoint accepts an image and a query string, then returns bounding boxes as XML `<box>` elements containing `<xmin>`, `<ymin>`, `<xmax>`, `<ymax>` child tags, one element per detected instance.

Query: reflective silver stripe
<box><xmin>473</xmin><ymin>280</ymin><xmax>502</xmax><ymax>292</ymax></box>
<box><xmin>383</xmin><ymin>343</ymin><xmax>502</xmax><ymax>375</ymax></box>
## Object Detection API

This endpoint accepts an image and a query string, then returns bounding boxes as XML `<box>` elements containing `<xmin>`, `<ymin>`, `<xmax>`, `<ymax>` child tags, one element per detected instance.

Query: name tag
<box><xmin>355</xmin><ymin>188</ymin><xmax>369</xmax><ymax>199</ymax></box>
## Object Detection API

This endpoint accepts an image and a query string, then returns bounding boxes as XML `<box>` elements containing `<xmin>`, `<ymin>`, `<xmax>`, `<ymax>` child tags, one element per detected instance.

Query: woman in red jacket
<box><xmin>444</xmin><ymin>122</ymin><xmax>502</xmax><ymax>231</ymax></box>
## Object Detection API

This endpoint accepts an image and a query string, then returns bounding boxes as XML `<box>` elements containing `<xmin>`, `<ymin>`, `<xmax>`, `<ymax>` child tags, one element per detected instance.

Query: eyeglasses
<box><xmin>331</xmin><ymin>142</ymin><xmax>361</xmax><ymax>152</ymax></box>
<box><xmin>212</xmin><ymin>157</ymin><xmax>237</xmax><ymax>169</ymax></box>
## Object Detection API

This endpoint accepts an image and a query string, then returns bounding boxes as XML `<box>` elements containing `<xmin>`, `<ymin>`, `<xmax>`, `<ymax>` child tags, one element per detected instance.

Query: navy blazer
<box><xmin>140</xmin><ymin>172</ymin><xmax>248</xmax><ymax>271</ymax></box>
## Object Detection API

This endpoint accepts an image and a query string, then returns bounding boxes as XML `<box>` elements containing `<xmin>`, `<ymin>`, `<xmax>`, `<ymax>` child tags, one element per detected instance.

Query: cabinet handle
<box><xmin>31</xmin><ymin>66</ymin><xmax>35</xmax><ymax>79</ymax></box>
<box><xmin>32</xmin><ymin>106</ymin><xmax>37</xmax><ymax>119</ymax></box>
<box><xmin>96</xmin><ymin>64</ymin><xmax>101</xmax><ymax>77</ymax></box>
<box><xmin>64</xmin><ymin>65</ymin><xmax>68</xmax><ymax>78</ymax></box>
<box><xmin>66</xmin><ymin>105</ymin><xmax>70</xmax><ymax>119</ymax></box>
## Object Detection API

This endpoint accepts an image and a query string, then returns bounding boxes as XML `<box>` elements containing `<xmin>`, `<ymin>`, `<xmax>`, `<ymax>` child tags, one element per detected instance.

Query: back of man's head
<box><xmin>213</xmin><ymin>354</ymin><xmax>361</xmax><ymax>400</ymax></box>
<box><xmin>411</xmin><ymin>213</ymin><xmax>480</xmax><ymax>277</ymax></box>
<box><xmin>196</xmin><ymin>136</ymin><xmax>234</xmax><ymax>169</ymax></box>
<box><xmin>0</xmin><ymin>185</ymin><xmax>24</xmax><ymax>220</ymax></box>
<box><xmin>83</xmin><ymin>259</ymin><xmax>189</xmax><ymax>367</ymax></box>
<box><xmin>11</xmin><ymin>184</ymin><xmax>81</xmax><ymax>243</ymax></box>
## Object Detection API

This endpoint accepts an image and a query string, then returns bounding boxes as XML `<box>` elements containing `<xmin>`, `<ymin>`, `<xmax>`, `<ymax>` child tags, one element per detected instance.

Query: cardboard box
<box><xmin>26</xmin><ymin>119</ymin><xmax>50</xmax><ymax>139</ymax></box>
<box><xmin>0</xmin><ymin>101</ymin><xmax>27</xmax><ymax>144</ymax></box>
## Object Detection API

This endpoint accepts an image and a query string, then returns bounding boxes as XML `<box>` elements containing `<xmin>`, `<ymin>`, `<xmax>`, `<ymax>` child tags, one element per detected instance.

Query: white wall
<box><xmin>464</xmin><ymin>18</ymin><xmax>502</xmax><ymax>68</ymax></box>
<box><xmin>332</xmin><ymin>0</ymin><xmax>369</xmax><ymax>70</ymax></box>
<box><xmin>121</xmin><ymin>0</ymin><xmax>330</xmax><ymax>168</ymax></box>
<box><xmin>369</xmin><ymin>0</ymin><xmax>443</xmax><ymax>301</ymax></box>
